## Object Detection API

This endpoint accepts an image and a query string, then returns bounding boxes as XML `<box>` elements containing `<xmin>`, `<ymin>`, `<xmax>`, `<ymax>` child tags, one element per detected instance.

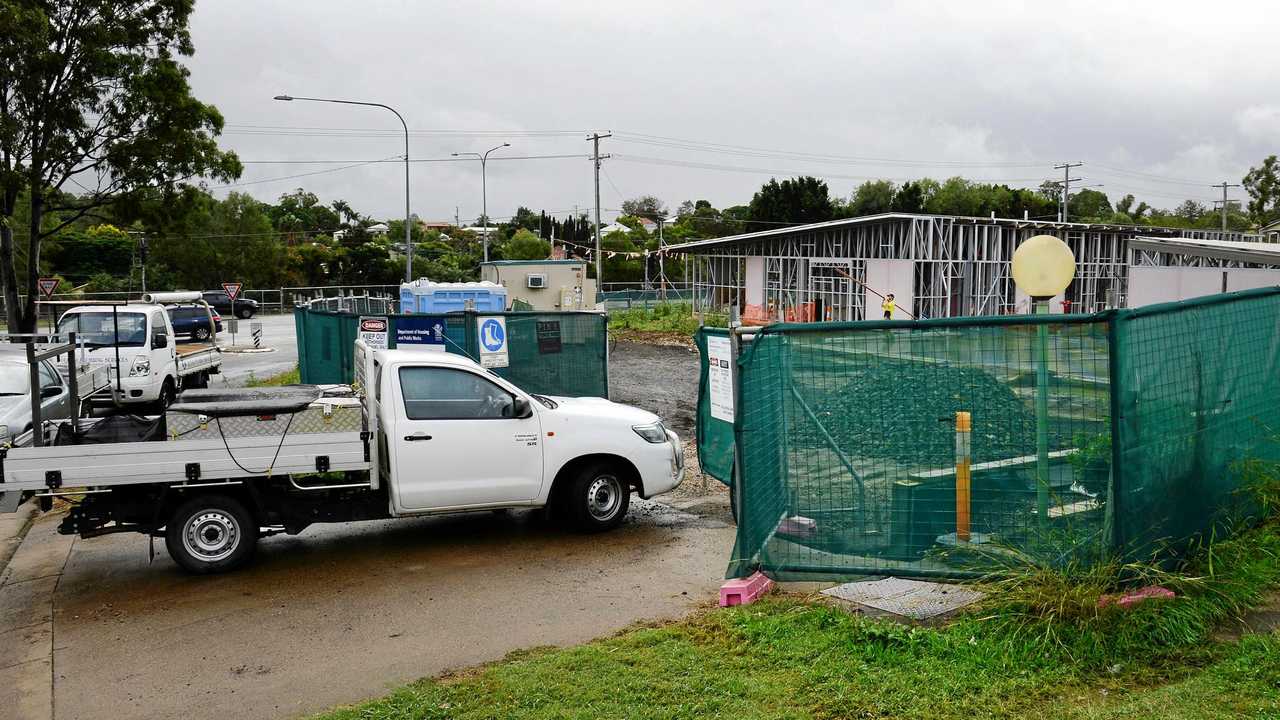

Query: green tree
<box><xmin>0</xmin><ymin>0</ymin><xmax>240</xmax><ymax>332</ymax></box>
<box><xmin>621</xmin><ymin>195</ymin><xmax>668</xmax><ymax>220</ymax></box>
<box><xmin>269</xmin><ymin>189</ymin><xmax>340</xmax><ymax>240</ymax></box>
<box><xmin>747</xmin><ymin>176</ymin><xmax>833</xmax><ymax>231</ymax></box>
<box><xmin>44</xmin><ymin>223</ymin><xmax>135</xmax><ymax>285</ymax></box>
<box><xmin>1243</xmin><ymin>155</ymin><xmax>1280</xmax><ymax>227</ymax></box>
<box><xmin>501</xmin><ymin>228</ymin><xmax>550</xmax><ymax>260</ymax></box>
<box><xmin>1068</xmin><ymin>189</ymin><xmax>1113</xmax><ymax>220</ymax></box>
<box><xmin>150</xmin><ymin>192</ymin><xmax>282</xmax><ymax>289</ymax></box>
<box><xmin>847</xmin><ymin>180</ymin><xmax>897</xmax><ymax>217</ymax></box>
<box><xmin>885</xmin><ymin>180</ymin><xmax>936</xmax><ymax>211</ymax></box>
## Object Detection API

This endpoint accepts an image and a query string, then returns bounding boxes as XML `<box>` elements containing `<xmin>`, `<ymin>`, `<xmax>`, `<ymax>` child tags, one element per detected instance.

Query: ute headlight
<box><xmin>128</xmin><ymin>354</ymin><xmax>151</xmax><ymax>377</ymax></box>
<box><xmin>632</xmin><ymin>421</ymin><xmax>668</xmax><ymax>444</ymax></box>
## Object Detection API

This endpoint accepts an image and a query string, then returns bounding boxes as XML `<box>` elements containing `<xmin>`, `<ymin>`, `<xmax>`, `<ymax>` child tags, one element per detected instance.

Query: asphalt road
<box><xmin>191</xmin><ymin>311</ymin><xmax>299</xmax><ymax>386</ymax></box>
<box><xmin>0</xmin><ymin>499</ymin><xmax>733</xmax><ymax>720</ymax></box>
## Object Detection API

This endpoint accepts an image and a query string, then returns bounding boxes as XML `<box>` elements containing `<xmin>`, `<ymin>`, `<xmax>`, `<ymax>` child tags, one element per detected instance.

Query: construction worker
<box><xmin>882</xmin><ymin>293</ymin><xmax>895</xmax><ymax>320</ymax></box>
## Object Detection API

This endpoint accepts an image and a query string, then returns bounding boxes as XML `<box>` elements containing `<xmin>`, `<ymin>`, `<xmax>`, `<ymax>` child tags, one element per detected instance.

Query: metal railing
<box><xmin>25</xmin><ymin>284</ymin><xmax>404</xmax><ymax>316</ymax></box>
<box><xmin>303</xmin><ymin>293</ymin><xmax>398</xmax><ymax>315</ymax></box>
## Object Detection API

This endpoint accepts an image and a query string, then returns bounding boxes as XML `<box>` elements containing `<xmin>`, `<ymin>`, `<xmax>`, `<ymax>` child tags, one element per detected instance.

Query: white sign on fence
<box><xmin>477</xmin><ymin>316</ymin><xmax>509</xmax><ymax>369</ymax></box>
<box><xmin>359</xmin><ymin>316</ymin><xmax>389</xmax><ymax>349</ymax></box>
<box><xmin>706</xmin><ymin>335</ymin><xmax>735</xmax><ymax>423</ymax></box>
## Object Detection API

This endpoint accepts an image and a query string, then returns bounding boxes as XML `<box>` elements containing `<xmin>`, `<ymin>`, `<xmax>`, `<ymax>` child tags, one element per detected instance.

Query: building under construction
<box><xmin>672</xmin><ymin>213</ymin><xmax>1264</xmax><ymax>320</ymax></box>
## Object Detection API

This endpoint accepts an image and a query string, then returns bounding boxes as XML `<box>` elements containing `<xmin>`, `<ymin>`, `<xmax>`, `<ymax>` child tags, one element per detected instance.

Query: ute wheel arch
<box><xmin>549</xmin><ymin>454</ymin><xmax>644</xmax><ymax>504</ymax></box>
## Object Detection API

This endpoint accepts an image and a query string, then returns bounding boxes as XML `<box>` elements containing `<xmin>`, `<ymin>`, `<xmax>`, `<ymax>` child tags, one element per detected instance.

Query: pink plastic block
<box><xmin>777</xmin><ymin>515</ymin><xmax>818</xmax><ymax>539</ymax></box>
<box><xmin>720</xmin><ymin>571</ymin><xmax>774</xmax><ymax>607</ymax></box>
<box><xmin>1098</xmin><ymin>585</ymin><xmax>1176</xmax><ymax>609</ymax></box>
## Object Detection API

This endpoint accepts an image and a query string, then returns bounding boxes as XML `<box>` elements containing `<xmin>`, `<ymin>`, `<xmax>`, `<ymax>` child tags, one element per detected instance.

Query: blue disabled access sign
<box><xmin>477</xmin><ymin>316</ymin><xmax>509</xmax><ymax>368</ymax></box>
<box><xmin>395</xmin><ymin>315</ymin><xmax>448</xmax><ymax>350</ymax></box>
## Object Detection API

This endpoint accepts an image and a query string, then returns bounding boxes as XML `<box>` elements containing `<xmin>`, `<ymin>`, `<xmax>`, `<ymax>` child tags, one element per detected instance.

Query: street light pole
<box><xmin>274</xmin><ymin>94</ymin><xmax>414</xmax><ymax>282</ymax></box>
<box><xmin>452</xmin><ymin>143</ymin><xmax>510</xmax><ymax>263</ymax></box>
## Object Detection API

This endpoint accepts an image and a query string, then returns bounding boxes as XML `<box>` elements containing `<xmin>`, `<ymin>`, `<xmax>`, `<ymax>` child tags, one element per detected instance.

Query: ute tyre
<box><xmin>562</xmin><ymin>462</ymin><xmax>630</xmax><ymax>533</ymax></box>
<box><xmin>236</xmin><ymin>307</ymin><xmax>253</xmax><ymax>319</ymax></box>
<box><xmin>165</xmin><ymin>494</ymin><xmax>257</xmax><ymax>574</ymax></box>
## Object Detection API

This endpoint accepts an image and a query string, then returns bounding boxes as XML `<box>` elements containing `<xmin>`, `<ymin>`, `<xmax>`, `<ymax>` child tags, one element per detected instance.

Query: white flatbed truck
<box><xmin>0</xmin><ymin>341</ymin><xmax>683</xmax><ymax>573</ymax></box>
<box><xmin>55</xmin><ymin>291</ymin><xmax>223</xmax><ymax>407</ymax></box>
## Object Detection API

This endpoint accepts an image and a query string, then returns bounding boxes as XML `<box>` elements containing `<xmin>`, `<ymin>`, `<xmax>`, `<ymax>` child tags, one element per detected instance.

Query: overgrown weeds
<box><xmin>608</xmin><ymin>303</ymin><xmax>726</xmax><ymax>336</ymax></box>
<box><xmin>969</xmin><ymin>457</ymin><xmax>1280</xmax><ymax>667</ymax></box>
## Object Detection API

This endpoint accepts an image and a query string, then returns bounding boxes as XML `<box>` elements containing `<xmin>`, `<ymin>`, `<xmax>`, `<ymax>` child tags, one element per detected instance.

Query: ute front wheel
<box><xmin>561</xmin><ymin>462</ymin><xmax>630</xmax><ymax>533</ymax></box>
<box><xmin>165</xmin><ymin>494</ymin><xmax>258</xmax><ymax>574</ymax></box>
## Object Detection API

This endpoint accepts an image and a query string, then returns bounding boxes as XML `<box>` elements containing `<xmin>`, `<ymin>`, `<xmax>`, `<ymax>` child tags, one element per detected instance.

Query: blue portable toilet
<box><xmin>399</xmin><ymin>279</ymin><xmax>508</xmax><ymax>314</ymax></box>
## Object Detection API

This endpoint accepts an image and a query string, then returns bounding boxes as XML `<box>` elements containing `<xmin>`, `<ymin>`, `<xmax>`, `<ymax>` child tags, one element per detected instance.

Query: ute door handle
<box><xmin>404</xmin><ymin>433</ymin><xmax>433</xmax><ymax>442</ymax></box>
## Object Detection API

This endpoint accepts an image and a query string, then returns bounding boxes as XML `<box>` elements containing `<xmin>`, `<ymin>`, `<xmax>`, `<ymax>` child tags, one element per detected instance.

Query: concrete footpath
<box><xmin>0</xmin><ymin>509</ymin><xmax>75</xmax><ymax>720</ymax></box>
<box><xmin>0</xmin><ymin>501</ymin><xmax>733</xmax><ymax>720</ymax></box>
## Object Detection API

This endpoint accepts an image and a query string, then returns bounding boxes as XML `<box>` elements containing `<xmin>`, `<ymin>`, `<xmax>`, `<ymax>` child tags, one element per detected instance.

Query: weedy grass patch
<box><xmin>315</xmin><ymin>463</ymin><xmax>1280</xmax><ymax>720</ymax></box>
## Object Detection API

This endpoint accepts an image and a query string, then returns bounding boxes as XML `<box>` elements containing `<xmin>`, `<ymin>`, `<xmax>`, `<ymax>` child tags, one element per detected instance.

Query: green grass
<box><xmin>243</xmin><ymin>365</ymin><xmax>300</xmax><ymax>387</ymax></box>
<box><xmin>315</xmin><ymin>488</ymin><xmax>1280</xmax><ymax>720</ymax></box>
<box><xmin>608</xmin><ymin>303</ymin><xmax>727</xmax><ymax>336</ymax></box>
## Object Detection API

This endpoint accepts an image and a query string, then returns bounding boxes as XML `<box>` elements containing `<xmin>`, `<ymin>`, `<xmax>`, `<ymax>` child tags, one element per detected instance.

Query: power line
<box><xmin>235</xmin><ymin>153</ymin><xmax>588</xmax><ymax>164</ymax></box>
<box><xmin>612</xmin><ymin>153</ymin><xmax>1048</xmax><ymax>184</ymax></box>
<box><xmin>208</xmin><ymin>156</ymin><xmax>401</xmax><ymax>189</ymax></box>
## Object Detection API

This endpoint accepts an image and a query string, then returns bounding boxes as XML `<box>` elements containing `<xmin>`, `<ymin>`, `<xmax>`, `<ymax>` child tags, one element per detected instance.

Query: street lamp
<box><xmin>1011</xmin><ymin>234</ymin><xmax>1077</xmax><ymax>526</ymax></box>
<box><xmin>273</xmin><ymin>94</ymin><xmax>415</xmax><ymax>283</ymax></box>
<box><xmin>452</xmin><ymin>143</ymin><xmax>510</xmax><ymax>263</ymax></box>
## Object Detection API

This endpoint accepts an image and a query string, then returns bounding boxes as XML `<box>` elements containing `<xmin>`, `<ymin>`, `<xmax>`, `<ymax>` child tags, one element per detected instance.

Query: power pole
<box><xmin>587</xmin><ymin>132</ymin><xmax>611</xmax><ymax>286</ymax></box>
<box><xmin>1054</xmin><ymin>162</ymin><xmax>1084</xmax><ymax>222</ymax></box>
<box><xmin>1211</xmin><ymin>182</ymin><xmax>1241</xmax><ymax>232</ymax></box>
<box><xmin>454</xmin><ymin>206</ymin><xmax>460</xmax><ymax>229</ymax></box>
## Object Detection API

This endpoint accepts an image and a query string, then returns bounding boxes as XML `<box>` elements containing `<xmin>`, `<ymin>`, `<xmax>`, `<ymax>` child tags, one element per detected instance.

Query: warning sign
<box><xmin>477</xmin><ymin>316</ymin><xmax>509</xmax><ymax>368</ymax></box>
<box><xmin>358</xmin><ymin>316</ymin><xmax>389</xmax><ymax>349</ymax></box>
<box><xmin>222</xmin><ymin>282</ymin><xmax>242</xmax><ymax>301</ymax></box>
<box><xmin>706</xmin><ymin>335</ymin><xmax>735</xmax><ymax>422</ymax></box>
<box><xmin>37</xmin><ymin>277</ymin><xmax>59</xmax><ymax>299</ymax></box>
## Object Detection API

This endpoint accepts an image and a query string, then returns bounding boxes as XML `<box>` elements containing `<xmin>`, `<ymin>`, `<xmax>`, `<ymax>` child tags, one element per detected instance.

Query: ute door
<box><xmin>392</xmin><ymin>364</ymin><xmax>542</xmax><ymax>511</ymax></box>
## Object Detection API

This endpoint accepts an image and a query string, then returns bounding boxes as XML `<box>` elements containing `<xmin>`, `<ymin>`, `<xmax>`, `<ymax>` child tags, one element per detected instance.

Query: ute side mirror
<box><xmin>151</xmin><ymin>332</ymin><xmax>168</xmax><ymax>350</ymax></box>
<box><xmin>40</xmin><ymin>385</ymin><xmax>61</xmax><ymax>399</ymax></box>
<box><xmin>512</xmin><ymin>396</ymin><xmax>533</xmax><ymax>419</ymax></box>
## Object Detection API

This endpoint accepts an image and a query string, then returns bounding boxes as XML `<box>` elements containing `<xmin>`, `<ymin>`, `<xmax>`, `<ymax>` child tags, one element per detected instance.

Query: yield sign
<box><xmin>37</xmin><ymin>277</ymin><xmax>59</xmax><ymax>299</ymax></box>
<box><xmin>222</xmin><ymin>282</ymin><xmax>242</xmax><ymax>301</ymax></box>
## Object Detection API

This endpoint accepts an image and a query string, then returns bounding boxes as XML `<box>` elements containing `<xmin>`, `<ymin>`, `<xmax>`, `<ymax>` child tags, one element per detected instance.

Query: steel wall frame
<box><xmin>680</xmin><ymin>215</ymin><xmax>1259</xmax><ymax>320</ymax></box>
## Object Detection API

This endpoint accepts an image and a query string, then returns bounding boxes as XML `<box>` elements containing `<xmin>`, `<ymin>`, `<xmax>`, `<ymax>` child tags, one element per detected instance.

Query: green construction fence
<box><xmin>696</xmin><ymin>286</ymin><xmax>1280</xmax><ymax>580</ymax></box>
<box><xmin>295</xmin><ymin>307</ymin><xmax>610</xmax><ymax>398</ymax></box>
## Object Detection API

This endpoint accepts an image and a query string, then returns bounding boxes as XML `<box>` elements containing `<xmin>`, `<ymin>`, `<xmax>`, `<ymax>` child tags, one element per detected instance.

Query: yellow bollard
<box><xmin>956</xmin><ymin>411</ymin><xmax>972</xmax><ymax>543</ymax></box>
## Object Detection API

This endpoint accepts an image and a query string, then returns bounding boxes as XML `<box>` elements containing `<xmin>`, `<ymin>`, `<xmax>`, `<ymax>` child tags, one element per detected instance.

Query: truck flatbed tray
<box><xmin>1</xmin><ymin>429</ymin><xmax>368</xmax><ymax>492</ymax></box>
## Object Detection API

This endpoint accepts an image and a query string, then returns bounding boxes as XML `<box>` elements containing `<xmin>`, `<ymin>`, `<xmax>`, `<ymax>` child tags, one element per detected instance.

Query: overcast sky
<box><xmin>187</xmin><ymin>0</ymin><xmax>1280</xmax><ymax>225</ymax></box>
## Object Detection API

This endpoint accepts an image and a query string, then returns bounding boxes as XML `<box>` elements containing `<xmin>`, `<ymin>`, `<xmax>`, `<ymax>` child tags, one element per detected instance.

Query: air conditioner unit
<box><xmin>526</xmin><ymin>273</ymin><xmax>548</xmax><ymax>289</ymax></box>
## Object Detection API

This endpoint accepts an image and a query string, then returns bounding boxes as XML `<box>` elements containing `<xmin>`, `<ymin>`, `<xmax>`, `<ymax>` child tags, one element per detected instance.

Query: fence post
<box><xmin>1105</xmin><ymin>312</ymin><xmax>1126</xmax><ymax>558</ymax></box>
<box><xmin>955</xmin><ymin>411</ymin><xmax>972</xmax><ymax>543</ymax></box>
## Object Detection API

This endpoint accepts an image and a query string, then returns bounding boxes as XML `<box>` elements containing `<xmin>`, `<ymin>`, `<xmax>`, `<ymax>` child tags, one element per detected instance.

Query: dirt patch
<box><xmin>609</xmin><ymin>341</ymin><xmax>700</xmax><ymax>438</ymax></box>
<box><xmin>608</xmin><ymin>341</ymin><xmax>729</xmax><ymax>520</ymax></box>
<box><xmin>609</xmin><ymin>330</ymin><xmax>696</xmax><ymax>348</ymax></box>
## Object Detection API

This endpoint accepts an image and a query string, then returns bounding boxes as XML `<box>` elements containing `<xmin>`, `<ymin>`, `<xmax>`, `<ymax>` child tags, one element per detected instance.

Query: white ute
<box><xmin>0</xmin><ymin>340</ymin><xmax>683</xmax><ymax>573</ymax></box>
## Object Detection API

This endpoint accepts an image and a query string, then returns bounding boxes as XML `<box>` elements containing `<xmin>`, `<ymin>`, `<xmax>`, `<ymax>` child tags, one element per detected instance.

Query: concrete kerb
<box><xmin>219</xmin><ymin>346</ymin><xmax>277</xmax><ymax>354</ymax></box>
<box><xmin>0</xmin><ymin>503</ymin><xmax>39</xmax><ymax>579</ymax></box>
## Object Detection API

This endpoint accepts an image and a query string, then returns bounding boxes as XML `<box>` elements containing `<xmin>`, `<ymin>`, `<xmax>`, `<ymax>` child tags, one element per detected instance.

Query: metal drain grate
<box><xmin>821</xmin><ymin>577</ymin><xmax>984</xmax><ymax>620</ymax></box>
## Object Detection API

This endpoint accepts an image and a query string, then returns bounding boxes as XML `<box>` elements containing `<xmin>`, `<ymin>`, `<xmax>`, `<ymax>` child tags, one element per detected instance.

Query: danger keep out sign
<box><xmin>358</xmin><ymin>316</ymin><xmax>389</xmax><ymax>349</ymax></box>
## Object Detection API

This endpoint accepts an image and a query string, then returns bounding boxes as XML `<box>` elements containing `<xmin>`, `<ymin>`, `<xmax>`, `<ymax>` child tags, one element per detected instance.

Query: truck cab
<box><xmin>372</xmin><ymin>348</ymin><xmax>683</xmax><ymax>530</ymax></box>
<box><xmin>57</xmin><ymin>304</ymin><xmax>179</xmax><ymax>405</ymax></box>
<box><xmin>56</xmin><ymin>300</ymin><xmax>221</xmax><ymax>406</ymax></box>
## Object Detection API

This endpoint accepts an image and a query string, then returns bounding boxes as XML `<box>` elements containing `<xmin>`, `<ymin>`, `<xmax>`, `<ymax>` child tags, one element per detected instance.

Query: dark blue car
<box><xmin>166</xmin><ymin>304</ymin><xmax>223</xmax><ymax>341</ymax></box>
